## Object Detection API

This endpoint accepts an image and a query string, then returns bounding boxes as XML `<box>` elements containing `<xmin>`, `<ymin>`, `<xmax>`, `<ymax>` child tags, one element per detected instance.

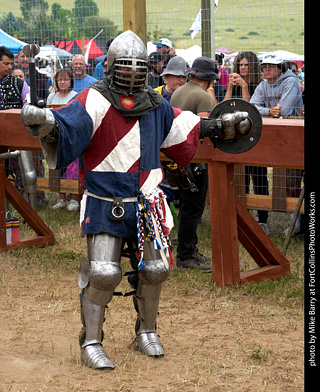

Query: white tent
<box><xmin>147</xmin><ymin>41</ymin><xmax>202</xmax><ymax>66</ymax></box>
<box><xmin>36</xmin><ymin>45</ymin><xmax>73</xmax><ymax>61</ymax></box>
<box><xmin>176</xmin><ymin>45</ymin><xmax>202</xmax><ymax>66</ymax></box>
<box><xmin>147</xmin><ymin>41</ymin><xmax>157</xmax><ymax>55</ymax></box>
<box><xmin>258</xmin><ymin>50</ymin><xmax>304</xmax><ymax>62</ymax></box>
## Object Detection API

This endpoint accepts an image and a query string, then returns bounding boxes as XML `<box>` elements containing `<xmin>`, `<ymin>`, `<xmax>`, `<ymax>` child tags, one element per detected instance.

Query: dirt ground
<box><xmin>0</xmin><ymin>249</ymin><xmax>304</xmax><ymax>392</ymax></box>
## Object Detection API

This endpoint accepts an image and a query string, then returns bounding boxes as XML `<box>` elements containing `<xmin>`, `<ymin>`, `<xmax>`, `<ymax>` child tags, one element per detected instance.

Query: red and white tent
<box><xmin>52</xmin><ymin>39</ymin><xmax>105</xmax><ymax>61</ymax></box>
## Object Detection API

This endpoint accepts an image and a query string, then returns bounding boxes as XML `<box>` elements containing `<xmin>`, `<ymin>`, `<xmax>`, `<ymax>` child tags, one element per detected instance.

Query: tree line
<box><xmin>0</xmin><ymin>0</ymin><xmax>119</xmax><ymax>41</ymax></box>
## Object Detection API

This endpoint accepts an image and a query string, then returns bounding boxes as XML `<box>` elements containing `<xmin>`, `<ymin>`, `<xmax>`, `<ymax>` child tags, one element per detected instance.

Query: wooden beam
<box><xmin>123</xmin><ymin>0</ymin><xmax>147</xmax><ymax>44</ymax></box>
<box><xmin>37</xmin><ymin>178</ymin><xmax>84</xmax><ymax>195</ymax></box>
<box><xmin>1</xmin><ymin>110</ymin><xmax>304</xmax><ymax>168</ymax></box>
<box><xmin>237</xmin><ymin>200</ymin><xmax>290</xmax><ymax>274</ymax></box>
<box><xmin>245</xmin><ymin>194</ymin><xmax>305</xmax><ymax>213</ymax></box>
<box><xmin>201</xmin><ymin>0</ymin><xmax>211</xmax><ymax>57</ymax></box>
<box><xmin>208</xmin><ymin>162</ymin><xmax>240</xmax><ymax>286</ymax></box>
<box><xmin>240</xmin><ymin>265</ymin><xmax>290</xmax><ymax>284</ymax></box>
<box><xmin>0</xmin><ymin>109</ymin><xmax>41</xmax><ymax>151</ymax></box>
<box><xmin>196</xmin><ymin>117</ymin><xmax>304</xmax><ymax>168</ymax></box>
<box><xmin>0</xmin><ymin>158</ymin><xmax>7</xmax><ymax>251</ymax></box>
<box><xmin>1</xmin><ymin>176</ymin><xmax>54</xmax><ymax>252</ymax></box>
<box><xmin>272</xmin><ymin>168</ymin><xmax>287</xmax><ymax>211</ymax></box>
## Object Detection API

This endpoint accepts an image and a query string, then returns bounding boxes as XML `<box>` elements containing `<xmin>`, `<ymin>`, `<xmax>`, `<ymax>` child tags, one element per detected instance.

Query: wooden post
<box><xmin>234</xmin><ymin>165</ymin><xmax>246</xmax><ymax>206</ymax></box>
<box><xmin>0</xmin><ymin>156</ymin><xmax>7</xmax><ymax>250</ymax></box>
<box><xmin>0</xmin><ymin>109</ymin><xmax>54</xmax><ymax>252</ymax></box>
<box><xmin>81</xmin><ymin>36</ymin><xmax>85</xmax><ymax>55</ymax></box>
<box><xmin>208</xmin><ymin>161</ymin><xmax>240</xmax><ymax>286</ymax></box>
<box><xmin>201</xmin><ymin>0</ymin><xmax>211</xmax><ymax>57</ymax></box>
<box><xmin>272</xmin><ymin>168</ymin><xmax>287</xmax><ymax>211</ymax></box>
<box><xmin>123</xmin><ymin>0</ymin><xmax>147</xmax><ymax>44</ymax></box>
<box><xmin>49</xmin><ymin>169</ymin><xmax>60</xmax><ymax>191</ymax></box>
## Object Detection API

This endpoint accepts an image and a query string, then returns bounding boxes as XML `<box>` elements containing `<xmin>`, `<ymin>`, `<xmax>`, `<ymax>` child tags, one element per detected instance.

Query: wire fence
<box><xmin>1</xmin><ymin>0</ymin><xmax>304</xmax><ymax>224</ymax></box>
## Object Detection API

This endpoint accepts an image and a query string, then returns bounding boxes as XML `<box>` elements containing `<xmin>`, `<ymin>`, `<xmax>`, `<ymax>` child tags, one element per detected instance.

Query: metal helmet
<box><xmin>107</xmin><ymin>30</ymin><xmax>148</xmax><ymax>92</ymax></box>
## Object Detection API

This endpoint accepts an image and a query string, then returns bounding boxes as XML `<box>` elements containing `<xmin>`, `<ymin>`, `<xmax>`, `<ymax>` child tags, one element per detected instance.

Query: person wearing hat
<box><xmin>250</xmin><ymin>53</ymin><xmax>303</xmax><ymax>117</ymax></box>
<box><xmin>170</xmin><ymin>56</ymin><xmax>220</xmax><ymax>271</ymax></box>
<box><xmin>147</xmin><ymin>51</ymin><xmax>165</xmax><ymax>88</ymax></box>
<box><xmin>171</xmin><ymin>56</ymin><xmax>219</xmax><ymax>116</ymax></box>
<box><xmin>154</xmin><ymin>56</ymin><xmax>187</xmax><ymax>102</ymax></box>
<box><xmin>154</xmin><ymin>56</ymin><xmax>188</xmax><ymax>217</ymax></box>
<box><xmin>251</xmin><ymin>53</ymin><xmax>303</xmax><ymax>235</ymax></box>
<box><xmin>153</xmin><ymin>38</ymin><xmax>175</xmax><ymax>67</ymax></box>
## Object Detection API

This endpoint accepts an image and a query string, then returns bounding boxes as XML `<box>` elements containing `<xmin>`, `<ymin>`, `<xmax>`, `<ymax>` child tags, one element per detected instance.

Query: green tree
<box><xmin>51</xmin><ymin>3</ymin><xmax>73</xmax><ymax>38</ymax></box>
<box><xmin>0</xmin><ymin>12</ymin><xmax>24</xmax><ymax>35</ymax></box>
<box><xmin>79</xmin><ymin>16</ymin><xmax>119</xmax><ymax>39</ymax></box>
<box><xmin>72</xmin><ymin>0</ymin><xmax>99</xmax><ymax>28</ymax></box>
<box><xmin>147</xmin><ymin>25</ymin><xmax>174</xmax><ymax>45</ymax></box>
<box><xmin>19</xmin><ymin>0</ymin><xmax>49</xmax><ymax>21</ymax></box>
<box><xmin>18</xmin><ymin>0</ymin><xmax>51</xmax><ymax>40</ymax></box>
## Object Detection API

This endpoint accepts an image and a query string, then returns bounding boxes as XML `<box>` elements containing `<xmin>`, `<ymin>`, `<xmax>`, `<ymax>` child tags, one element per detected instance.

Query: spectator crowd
<box><xmin>1</xmin><ymin>38</ymin><xmax>305</xmax><ymax>264</ymax></box>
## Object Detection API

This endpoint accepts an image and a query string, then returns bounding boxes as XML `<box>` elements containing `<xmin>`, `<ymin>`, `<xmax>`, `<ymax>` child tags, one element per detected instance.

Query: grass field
<box><xmin>10</xmin><ymin>192</ymin><xmax>305</xmax><ymax>302</ymax></box>
<box><xmin>0</xmin><ymin>196</ymin><xmax>304</xmax><ymax>390</ymax></box>
<box><xmin>2</xmin><ymin>0</ymin><xmax>304</xmax><ymax>54</ymax></box>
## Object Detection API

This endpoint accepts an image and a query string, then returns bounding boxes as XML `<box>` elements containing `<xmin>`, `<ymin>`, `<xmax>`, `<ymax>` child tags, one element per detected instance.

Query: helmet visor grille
<box><xmin>114</xmin><ymin>59</ymin><xmax>148</xmax><ymax>91</ymax></box>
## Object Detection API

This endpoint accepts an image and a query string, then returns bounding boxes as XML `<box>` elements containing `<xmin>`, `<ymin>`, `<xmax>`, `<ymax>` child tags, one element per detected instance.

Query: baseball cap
<box><xmin>148</xmin><ymin>52</ymin><xmax>164</xmax><ymax>63</ymax></box>
<box><xmin>261</xmin><ymin>53</ymin><xmax>283</xmax><ymax>65</ymax></box>
<box><xmin>152</xmin><ymin>38</ymin><xmax>173</xmax><ymax>48</ymax></box>
<box><xmin>160</xmin><ymin>56</ymin><xmax>188</xmax><ymax>77</ymax></box>
<box><xmin>186</xmin><ymin>56</ymin><xmax>219</xmax><ymax>81</ymax></box>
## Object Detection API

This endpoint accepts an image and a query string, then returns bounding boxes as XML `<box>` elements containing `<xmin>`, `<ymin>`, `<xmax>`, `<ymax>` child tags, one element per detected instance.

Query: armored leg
<box><xmin>133</xmin><ymin>239</ymin><xmax>170</xmax><ymax>357</ymax></box>
<box><xmin>18</xmin><ymin>151</ymin><xmax>37</xmax><ymax>211</ymax></box>
<box><xmin>79</xmin><ymin>233</ymin><xmax>123</xmax><ymax>370</ymax></box>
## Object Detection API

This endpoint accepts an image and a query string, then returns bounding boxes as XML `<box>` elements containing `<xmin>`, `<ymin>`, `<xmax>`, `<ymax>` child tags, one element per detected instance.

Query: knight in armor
<box><xmin>21</xmin><ymin>31</ymin><xmax>251</xmax><ymax>370</ymax></box>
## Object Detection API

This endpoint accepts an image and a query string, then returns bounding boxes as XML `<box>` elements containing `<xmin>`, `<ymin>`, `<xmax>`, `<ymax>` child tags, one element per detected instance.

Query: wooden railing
<box><xmin>234</xmin><ymin>166</ymin><xmax>304</xmax><ymax>213</ymax></box>
<box><xmin>0</xmin><ymin>109</ymin><xmax>54</xmax><ymax>252</ymax></box>
<box><xmin>0</xmin><ymin>110</ymin><xmax>304</xmax><ymax>288</ymax></box>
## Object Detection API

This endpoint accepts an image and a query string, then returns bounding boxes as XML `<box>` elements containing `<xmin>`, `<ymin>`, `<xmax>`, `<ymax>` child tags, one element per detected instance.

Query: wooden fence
<box><xmin>1</xmin><ymin>110</ymin><xmax>304</xmax><ymax>288</ymax></box>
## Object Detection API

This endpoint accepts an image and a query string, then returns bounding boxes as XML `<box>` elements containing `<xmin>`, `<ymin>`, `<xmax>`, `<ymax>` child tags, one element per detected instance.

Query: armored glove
<box><xmin>21</xmin><ymin>104</ymin><xmax>57</xmax><ymax>138</ymax></box>
<box><xmin>200</xmin><ymin>111</ymin><xmax>251</xmax><ymax>142</ymax></box>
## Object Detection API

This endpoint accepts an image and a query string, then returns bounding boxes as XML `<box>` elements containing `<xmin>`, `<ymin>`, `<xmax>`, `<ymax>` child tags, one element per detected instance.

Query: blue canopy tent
<box><xmin>0</xmin><ymin>28</ymin><xmax>27</xmax><ymax>55</ymax></box>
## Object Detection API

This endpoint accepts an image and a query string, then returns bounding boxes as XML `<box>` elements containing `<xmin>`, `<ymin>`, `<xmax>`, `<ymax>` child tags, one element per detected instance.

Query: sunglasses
<box><xmin>261</xmin><ymin>64</ymin><xmax>277</xmax><ymax>69</ymax></box>
<box><xmin>157</xmin><ymin>44</ymin><xmax>165</xmax><ymax>49</ymax></box>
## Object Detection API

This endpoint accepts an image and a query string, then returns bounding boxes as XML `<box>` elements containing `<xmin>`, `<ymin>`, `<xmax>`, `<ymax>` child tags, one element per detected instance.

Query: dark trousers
<box><xmin>177</xmin><ymin>164</ymin><xmax>208</xmax><ymax>260</ymax></box>
<box><xmin>245</xmin><ymin>166</ymin><xmax>269</xmax><ymax>224</ymax></box>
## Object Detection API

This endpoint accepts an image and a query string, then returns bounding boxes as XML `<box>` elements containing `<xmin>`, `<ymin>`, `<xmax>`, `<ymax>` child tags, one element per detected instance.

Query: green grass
<box><xmin>2</xmin><ymin>0</ymin><xmax>304</xmax><ymax>53</ymax></box>
<box><xmin>5</xmin><ymin>196</ymin><xmax>304</xmax><ymax>308</ymax></box>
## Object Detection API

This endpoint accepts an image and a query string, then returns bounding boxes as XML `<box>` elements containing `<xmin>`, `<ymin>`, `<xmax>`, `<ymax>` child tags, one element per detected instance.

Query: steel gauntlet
<box><xmin>21</xmin><ymin>104</ymin><xmax>58</xmax><ymax>139</ymax></box>
<box><xmin>200</xmin><ymin>112</ymin><xmax>250</xmax><ymax>143</ymax></box>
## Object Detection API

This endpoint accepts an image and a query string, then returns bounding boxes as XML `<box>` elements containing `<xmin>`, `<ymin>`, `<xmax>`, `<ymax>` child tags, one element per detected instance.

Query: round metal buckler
<box><xmin>209</xmin><ymin>98</ymin><xmax>263</xmax><ymax>154</ymax></box>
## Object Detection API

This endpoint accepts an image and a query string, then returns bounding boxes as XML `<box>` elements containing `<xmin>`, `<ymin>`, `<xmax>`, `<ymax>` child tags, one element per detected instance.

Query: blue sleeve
<box><xmin>51</xmin><ymin>100</ymin><xmax>94</xmax><ymax>168</ymax></box>
<box><xmin>93</xmin><ymin>63</ymin><xmax>105</xmax><ymax>80</ymax></box>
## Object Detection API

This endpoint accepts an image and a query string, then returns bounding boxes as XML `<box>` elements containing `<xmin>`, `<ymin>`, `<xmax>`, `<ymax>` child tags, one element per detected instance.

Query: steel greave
<box><xmin>80</xmin><ymin>295</ymin><xmax>115</xmax><ymax>369</ymax></box>
<box><xmin>134</xmin><ymin>283</ymin><xmax>165</xmax><ymax>356</ymax></box>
